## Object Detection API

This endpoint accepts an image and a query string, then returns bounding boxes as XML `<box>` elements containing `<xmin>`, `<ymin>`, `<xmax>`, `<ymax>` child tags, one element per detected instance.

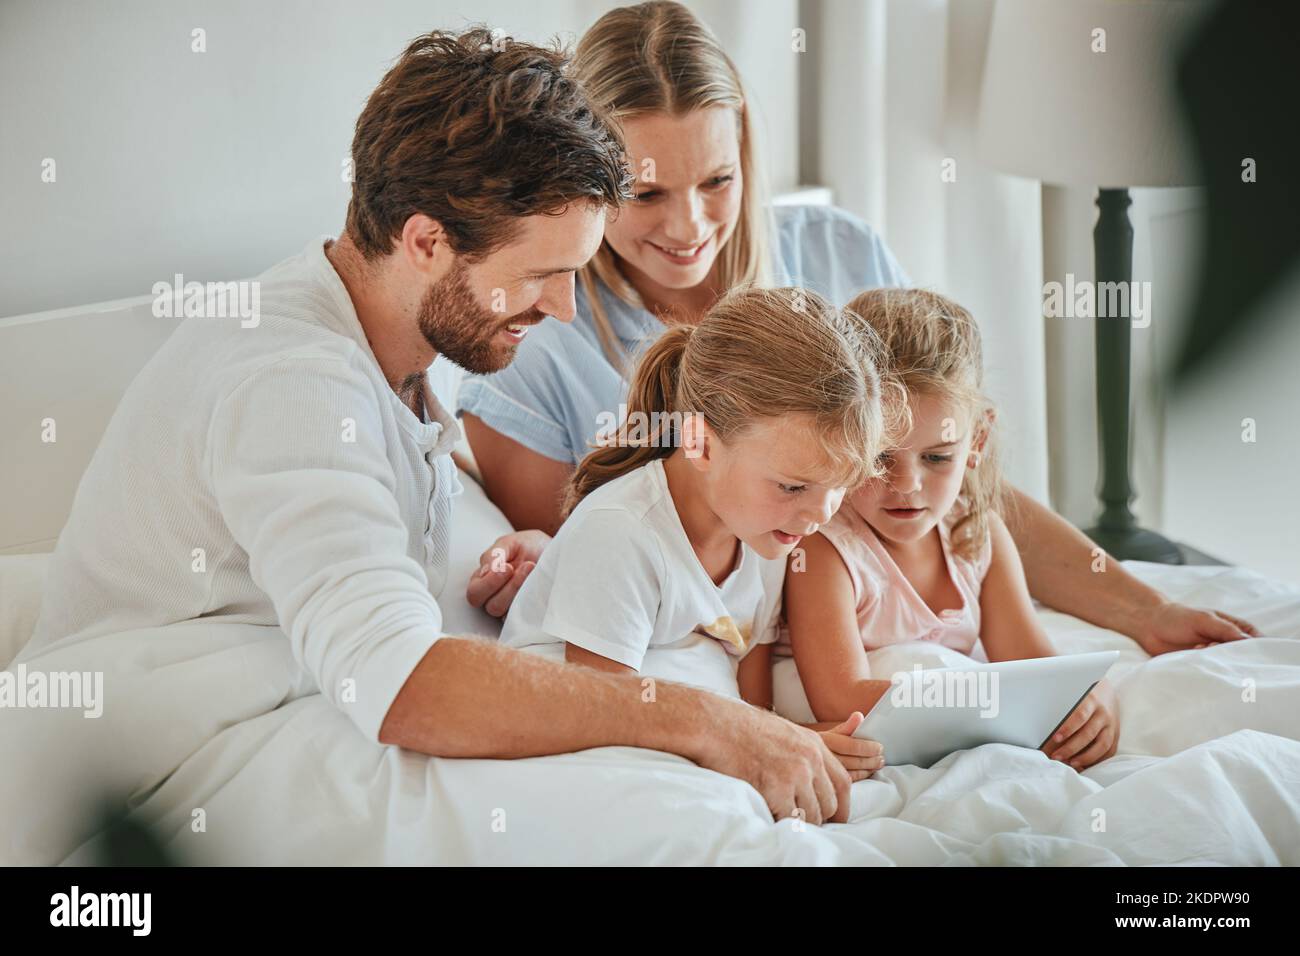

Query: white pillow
<box><xmin>0</xmin><ymin>552</ymin><xmax>49</xmax><ymax>669</ymax></box>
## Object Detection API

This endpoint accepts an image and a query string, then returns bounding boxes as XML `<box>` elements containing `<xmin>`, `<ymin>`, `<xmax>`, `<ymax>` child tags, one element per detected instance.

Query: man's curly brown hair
<box><xmin>344</xmin><ymin>28</ymin><xmax>633</xmax><ymax>261</ymax></box>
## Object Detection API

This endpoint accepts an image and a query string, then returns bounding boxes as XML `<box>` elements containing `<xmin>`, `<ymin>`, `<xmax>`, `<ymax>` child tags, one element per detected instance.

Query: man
<box><xmin>25</xmin><ymin>29</ymin><xmax>854</xmax><ymax>826</ymax></box>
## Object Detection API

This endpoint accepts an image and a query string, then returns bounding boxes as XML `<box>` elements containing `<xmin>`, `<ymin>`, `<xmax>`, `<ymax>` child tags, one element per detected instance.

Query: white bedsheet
<box><xmin>2</xmin><ymin>560</ymin><xmax>1299</xmax><ymax>866</ymax></box>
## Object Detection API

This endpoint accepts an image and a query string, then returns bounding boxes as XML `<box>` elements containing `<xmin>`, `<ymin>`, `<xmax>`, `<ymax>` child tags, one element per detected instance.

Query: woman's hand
<box><xmin>818</xmin><ymin>712</ymin><xmax>885</xmax><ymax>782</ymax></box>
<box><xmin>465</xmin><ymin>529</ymin><xmax>551</xmax><ymax>617</ymax></box>
<box><xmin>1129</xmin><ymin>601</ymin><xmax>1259</xmax><ymax>656</ymax></box>
<box><xmin>1043</xmin><ymin>678</ymin><xmax>1119</xmax><ymax>770</ymax></box>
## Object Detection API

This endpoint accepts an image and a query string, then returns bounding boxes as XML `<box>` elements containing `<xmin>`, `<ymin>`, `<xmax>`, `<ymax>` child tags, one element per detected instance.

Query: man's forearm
<box><xmin>378</xmin><ymin>637</ymin><xmax>729</xmax><ymax>762</ymax></box>
<box><xmin>1001</xmin><ymin>486</ymin><xmax>1165</xmax><ymax>639</ymax></box>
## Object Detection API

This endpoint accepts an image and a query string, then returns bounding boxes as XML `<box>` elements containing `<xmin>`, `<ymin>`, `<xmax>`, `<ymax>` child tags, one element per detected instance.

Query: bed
<box><xmin>2</xmin><ymin>296</ymin><xmax>1299</xmax><ymax>866</ymax></box>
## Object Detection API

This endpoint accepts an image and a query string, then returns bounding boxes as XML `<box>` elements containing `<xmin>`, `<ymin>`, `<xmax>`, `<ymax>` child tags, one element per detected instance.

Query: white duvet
<box><xmin>3</xmin><ymin>549</ymin><xmax>1299</xmax><ymax>865</ymax></box>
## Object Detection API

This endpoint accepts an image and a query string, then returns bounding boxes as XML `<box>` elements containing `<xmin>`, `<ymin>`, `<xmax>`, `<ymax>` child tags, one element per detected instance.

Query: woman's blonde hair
<box><xmin>843</xmin><ymin>288</ymin><xmax>1004</xmax><ymax>561</ymax></box>
<box><xmin>563</xmin><ymin>287</ymin><xmax>886</xmax><ymax>517</ymax></box>
<box><xmin>571</xmin><ymin>0</ymin><xmax>772</xmax><ymax>366</ymax></box>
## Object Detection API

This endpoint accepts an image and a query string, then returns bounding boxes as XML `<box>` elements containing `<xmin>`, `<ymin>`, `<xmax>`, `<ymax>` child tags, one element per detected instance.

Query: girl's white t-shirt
<box><xmin>498</xmin><ymin>458</ymin><xmax>782</xmax><ymax>699</ymax></box>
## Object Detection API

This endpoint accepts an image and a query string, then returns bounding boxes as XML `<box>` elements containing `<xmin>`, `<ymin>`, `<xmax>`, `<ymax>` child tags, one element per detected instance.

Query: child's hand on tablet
<box><xmin>819</xmin><ymin>712</ymin><xmax>886</xmax><ymax>782</ymax></box>
<box><xmin>1043</xmin><ymin>678</ymin><xmax>1119</xmax><ymax>771</ymax></box>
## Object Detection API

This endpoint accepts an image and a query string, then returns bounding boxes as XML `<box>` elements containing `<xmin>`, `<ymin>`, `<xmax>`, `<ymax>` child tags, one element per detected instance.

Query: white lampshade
<box><xmin>977</xmin><ymin>0</ymin><xmax>1210</xmax><ymax>187</ymax></box>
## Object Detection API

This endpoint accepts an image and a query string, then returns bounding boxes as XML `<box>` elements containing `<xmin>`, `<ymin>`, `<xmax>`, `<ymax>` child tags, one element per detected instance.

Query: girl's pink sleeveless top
<box><xmin>779</xmin><ymin>502</ymin><xmax>993</xmax><ymax>655</ymax></box>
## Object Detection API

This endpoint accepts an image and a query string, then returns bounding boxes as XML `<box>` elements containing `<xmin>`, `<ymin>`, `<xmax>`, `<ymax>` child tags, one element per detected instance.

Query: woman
<box><xmin>459</xmin><ymin>0</ymin><xmax>1257</xmax><ymax>656</ymax></box>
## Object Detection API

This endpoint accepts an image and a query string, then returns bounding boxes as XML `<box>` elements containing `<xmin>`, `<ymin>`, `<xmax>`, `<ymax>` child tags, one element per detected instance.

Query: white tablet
<box><xmin>851</xmin><ymin>650</ymin><xmax>1120</xmax><ymax>768</ymax></box>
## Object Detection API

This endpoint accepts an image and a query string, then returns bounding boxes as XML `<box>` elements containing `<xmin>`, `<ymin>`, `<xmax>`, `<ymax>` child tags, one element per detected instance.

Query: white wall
<box><xmin>0</xmin><ymin>0</ymin><xmax>799</xmax><ymax>317</ymax></box>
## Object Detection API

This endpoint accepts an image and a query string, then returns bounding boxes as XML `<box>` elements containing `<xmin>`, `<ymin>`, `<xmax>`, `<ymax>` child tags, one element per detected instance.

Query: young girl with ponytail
<box><xmin>499</xmin><ymin>286</ymin><xmax>889</xmax><ymax>779</ymax></box>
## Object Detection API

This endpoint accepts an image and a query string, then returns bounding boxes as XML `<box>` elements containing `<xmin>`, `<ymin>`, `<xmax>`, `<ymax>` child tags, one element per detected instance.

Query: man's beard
<box><xmin>416</xmin><ymin>258</ymin><xmax>542</xmax><ymax>375</ymax></box>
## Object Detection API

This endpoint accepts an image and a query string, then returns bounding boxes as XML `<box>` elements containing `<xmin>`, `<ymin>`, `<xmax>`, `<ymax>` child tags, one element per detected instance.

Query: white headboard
<box><xmin>0</xmin><ymin>297</ymin><xmax>470</xmax><ymax>555</ymax></box>
<box><xmin>0</xmin><ymin>296</ymin><xmax>176</xmax><ymax>554</ymax></box>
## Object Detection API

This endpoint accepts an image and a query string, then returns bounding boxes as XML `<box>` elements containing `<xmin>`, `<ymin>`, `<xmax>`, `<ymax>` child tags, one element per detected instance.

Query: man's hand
<box><xmin>381</xmin><ymin>638</ymin><xmax>851</xmax><ymax>825</ymax></box>
<box><xmin>700</xmin><ymin>706</ymin><xmax>853</xmax><ymax>826</ymax></box>
<box><xmin>465</xmin><ymin>530</ymin><xmax>551</xmax><ymax>617</ymax></box>
<box><xmin>1130</xmin><ymin>600</ymin><xmax>1259</xmax><ymax>656</ymax></box>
